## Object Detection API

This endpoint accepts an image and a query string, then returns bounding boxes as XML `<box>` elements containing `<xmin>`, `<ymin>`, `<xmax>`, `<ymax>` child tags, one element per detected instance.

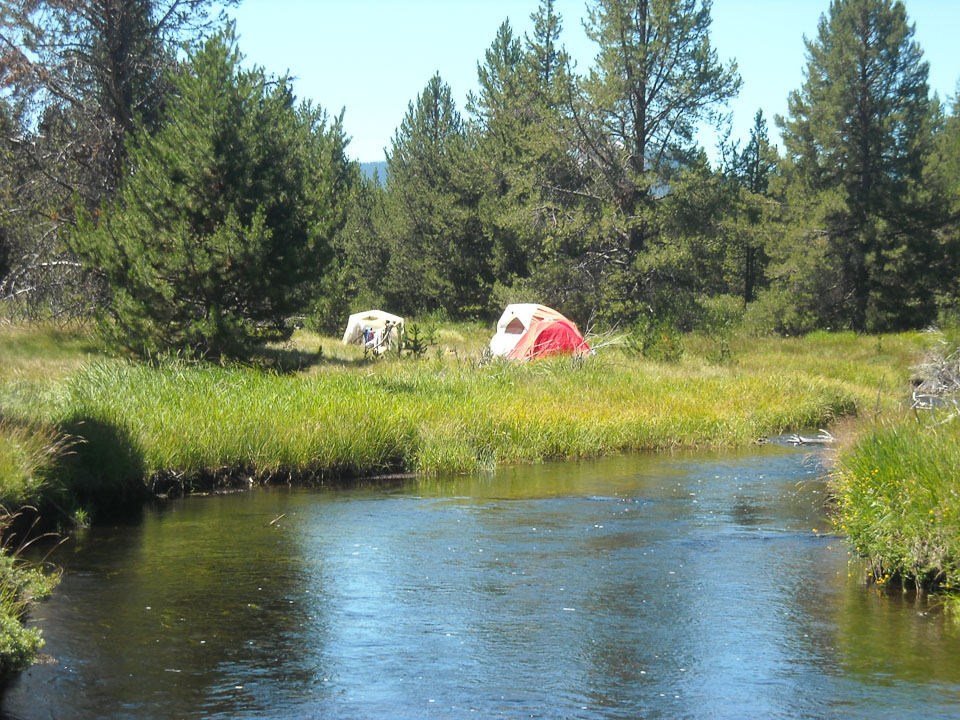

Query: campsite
<box><xmin>488</xmin><ymin>304</ymin><xmax>590</xmax><ymax>360</ymax></box>
<box><xmin>2</xmin><ymin>0</ymin><xmax>960</xmax><ymax>715</ymax></box>
<box><xmin>4</xmin><ymin>319</ymin><xmax>960</xmax><ymax>717</ymax></box>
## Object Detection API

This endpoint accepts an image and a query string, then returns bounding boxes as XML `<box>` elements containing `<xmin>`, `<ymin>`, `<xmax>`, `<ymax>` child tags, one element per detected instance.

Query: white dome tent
<box><xmin>341</xmin><ymin>310</ymin><xmax>404</xmax><ymax>354</ymax></box>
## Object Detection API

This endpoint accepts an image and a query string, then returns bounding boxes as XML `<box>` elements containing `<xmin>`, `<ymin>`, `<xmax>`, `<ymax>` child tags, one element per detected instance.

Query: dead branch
<box><xmin>787</xmin><ymin>429</ymin><xmax>836</xmax><ymax>446</ymax></box>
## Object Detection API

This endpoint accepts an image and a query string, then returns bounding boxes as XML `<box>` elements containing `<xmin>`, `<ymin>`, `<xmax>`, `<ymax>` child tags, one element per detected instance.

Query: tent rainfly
<box><xmin>342</xmin><ymin>310</ymin><xmax>404</xmax><ymax>353</ymax></box>
<box><xmin>489</xmin><ymin>303</ymin><xmax>589</xmax><ymax>360</ymax></box>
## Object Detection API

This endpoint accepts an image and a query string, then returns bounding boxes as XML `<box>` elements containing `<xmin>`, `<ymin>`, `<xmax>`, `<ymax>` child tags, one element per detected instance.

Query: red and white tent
<box><xmin>489</xmin><ymin>303</ymin><xmax>590</xmax><ymax>360</ymax></box>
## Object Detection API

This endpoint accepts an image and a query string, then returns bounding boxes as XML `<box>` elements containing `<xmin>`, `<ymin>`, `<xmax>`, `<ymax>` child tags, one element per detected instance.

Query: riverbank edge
<box><xmin>1</xmin><ymin>403</ymin><xmax>857</xmax><ymax>687</ymax></box>
<box><xmin>828</xmin><ymin>416</ymin><xmax>960</xmax><ymax>599</ymax></box>
<box><xmin>0</xmin><ymin>327</ymin><xmax>935</xmax><ymax>681</ymax></box>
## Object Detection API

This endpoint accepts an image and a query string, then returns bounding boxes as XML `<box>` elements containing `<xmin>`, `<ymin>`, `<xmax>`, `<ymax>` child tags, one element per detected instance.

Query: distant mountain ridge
<box><xmin>360</xmin><ymin>161</ymin><xmax>387</xmax><ymax>185</ymax></box>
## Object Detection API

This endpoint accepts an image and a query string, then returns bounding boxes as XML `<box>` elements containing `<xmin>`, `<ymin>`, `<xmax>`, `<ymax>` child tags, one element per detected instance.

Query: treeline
<box><xmin>2</xmin><ymin>0</ymin><xmax>959</xmax><ymax>359</ymax></box>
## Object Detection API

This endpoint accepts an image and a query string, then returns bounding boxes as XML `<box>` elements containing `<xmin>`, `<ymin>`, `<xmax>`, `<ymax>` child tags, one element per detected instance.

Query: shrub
<box><xmin>70</xmin><ymin>26</ymin><xmax>353</xmax><ymax>360</ymax></box>
<box><xmin>742</xmin><ymin>288</ymin><xmax>821</xmax><ymax>336</ymax></box>
<box><xmin>627</xmin><ymin>316</ymin><xmax>684</xmax><ymax>363</ymax></box>
<box><xmin>832</xmin><ymin>418</ymin><xmax>960</xmax><ymax>590</ymax></box>
<box><xmin>0</xmin><ymin>514</ymin><xmax>60</xmax><ymax>680</ymax></box>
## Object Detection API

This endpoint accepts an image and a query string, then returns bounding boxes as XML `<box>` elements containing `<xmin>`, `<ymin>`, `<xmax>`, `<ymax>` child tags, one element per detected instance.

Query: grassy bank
<box><xmin>0</xmin><ymin>416</ymin><xmax>63</xmax><ymax>680</ymax></box>
<box><xmin>61</xmin><ymin>354</ymin><xmax>854</xmax><ymax>481</ymax></box>
<box><xmin>0</xmin><ymin>322</ymin><xmax>93</xmax><ymax>679</ymax></box>
<box><xmin>829</xmin><ymin>330</ymin><xmax>960</xmax><ymax>594</ymax></box>
<box><xmin>0</xmin><ymin>324</ymin><xmax>926</xmax><ymax>513</ymax></box>
<box><xmin>0</xmin><ymin>420</ymin><xmax>63</xmax><ymax>680</ymax></box>
<box><xmin>832</xmin><ymin>415</ymin><xmax>960</xmax><ymax>591</ymax></box>
<box><xmin>0</xmin><ymin>321</ymin><xmax>933</xmax><ymax>673</ymax></box>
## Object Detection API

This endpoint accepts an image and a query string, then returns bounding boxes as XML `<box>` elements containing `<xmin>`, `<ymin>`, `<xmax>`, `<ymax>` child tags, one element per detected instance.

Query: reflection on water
<box><xmin>4</xmin><ymin>446</ymin><xmax>960</xmax><ymax>719</ymax></box>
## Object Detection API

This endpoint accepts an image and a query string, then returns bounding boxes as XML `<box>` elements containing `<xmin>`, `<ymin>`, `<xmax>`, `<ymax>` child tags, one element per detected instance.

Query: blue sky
<box><xmin>227</xmin><ymin>1</ymin><xmax>960</xmax><ymax>163</ymax></box>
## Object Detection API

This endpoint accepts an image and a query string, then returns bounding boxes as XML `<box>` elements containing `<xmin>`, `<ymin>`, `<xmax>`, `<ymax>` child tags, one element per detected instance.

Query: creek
<box><xmin>3</xmin><ymin>443</ymin><xmax>960</xmax><ymax>719</ymax></box>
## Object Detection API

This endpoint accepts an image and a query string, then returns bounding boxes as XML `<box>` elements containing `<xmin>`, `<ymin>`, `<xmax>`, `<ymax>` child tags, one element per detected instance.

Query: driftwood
<box><xmin>787</xmin><ymin>429</ymin><xmax>836</xmax><ymax>446</ymax></box>
<box><xmin>910</xmin><ymin>337</ymin><xmax>960</xmax><ymax>427</ymax></box>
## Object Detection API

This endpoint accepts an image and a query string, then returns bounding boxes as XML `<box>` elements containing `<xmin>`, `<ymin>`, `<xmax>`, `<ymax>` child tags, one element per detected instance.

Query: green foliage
<box><xmin>697</xmin><ymin>294</ymin><xmax>744</xmax><ymax>334</ymax></box>
<box><xmin>0</xmin><ymin>1</ymin><xmax>236</xmax><ymax>319</ymax></box>
<box><xmin>696</xmin><ymin>294</ymin><xmax>744</xmax><ymax>363</ymax></box>
<box><xmin>378</xmin><ymin>74</ymin><xmax>491</xmax><ymax>317</ymax></box>
<box><xmin>742</xmin><ymin>287</ymin><xmax>822</xmax><ymax>336</ymax></box>
<box><xmin>402</xmin><ymin>324</ymin><xmax>430</xmax><ymax>359</ymax></box>
<box><xmin>925</xmin><ymin>89</ymin><xmax>960</xmax><ymax>321</ymax></box>
<box><xmin>489</xmin><ymin>279</ymin><xmax>541</xmax><ymax>311</ymax></box>
<box><xmin>778</xmin><ymin>0</ymin><xmax>947</xmax><ymax>332</ymax></box>
<box><xmin>70</xmin><ymin>25</ymin><xmax>353</xmax><ymax>360</ymax></box>
<box><xmin>308</xmin><ymin>173</ymin><xmax>387</xmax><ymax>336</ymax></box>
<box><xmin>718</xmin><ymin>109</ymin><xmax>779</xmax><ymax>304</ymax></box>
<box><xmin>0</xmin><ymin>510</ymin><xmax>60</xmax><ymax>680</ymax></box>
<box><xmin>466</xmin><ymin>3</ymin><xmax>586</xmax><ymax>318</ymax></box>
<box><xmin>0</xmin><ymin>419</ymin><xmax>70</xmax><ymax>510</ymax></box>
<box><xmin>7</xmin><ymin>0</ymin><xmax>960</xmax><ymax>351</ymax></box>
<box><xmin>567</xmin><ymin>0</ymin><xmax>741</xmax><ymax>323</ymax></box>
<box><xmin>627</xmin><ymin>316</ymin><xmax>684</xmax><ymax>363</ymax></box>
<box><xmin>582</xmin><ymin>0</ymin><xmax>740</xmax><ymax>175</ymax></box>
<box><xmin>751</xmin><ymin>179</ymin><xmax>852</xmax><ymax>334</ymax></box>
<box><xmin>936</xmin><ymin>304</ymin><xmax>960</xmax><ymax>348</ymax></box>
<box><xmin>833</xmin><ymin>417</ymin><xmax>960</xmax><ymax>590</ymax></box>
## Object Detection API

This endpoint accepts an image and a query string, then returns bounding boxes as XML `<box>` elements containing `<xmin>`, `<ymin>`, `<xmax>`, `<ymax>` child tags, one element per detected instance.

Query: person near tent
<box><xmin>380</xmin><ymin>320</ymin><xmax>395</xmax><ymax>350</ymax></box>
<box><xmin>341</xmin><ymin>311</ymin><xmax>406</xmax><ymax>353</ymax></box>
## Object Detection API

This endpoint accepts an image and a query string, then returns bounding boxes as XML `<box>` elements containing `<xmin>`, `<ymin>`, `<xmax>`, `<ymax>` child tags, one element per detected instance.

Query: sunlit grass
<box><xmin>831</xmin><ymin>415</ymin><xmax>960</xmax><ymax>591</ymax></box>
<box><xmin>0</xmin><ymin>320</ymin><xmax>936</xmax><ymax>511</ymax></box>
<box><xmin>0</xmin><ymin>321</ymin><xmax>100</xmax><ymax>384</ymax></box>
<box><xmin>0</xmin><ymin>419</ymin><xmax>74</xmax><ymax>510</ymax></box>
<box><xmin>55</xmin><ymin>347</ymin><xmax>862</xmax><ymax>486</ymax></box>
<box><xmin>0</xmin><ymin>322</ymin><xmax>101</xmax><ymax>427</ymax></box>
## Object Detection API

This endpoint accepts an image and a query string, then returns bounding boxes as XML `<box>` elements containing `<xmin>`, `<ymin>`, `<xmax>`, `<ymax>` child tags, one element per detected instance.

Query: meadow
<box><xmin>0</xmin><ymin>321</ymin><xmax>928</xmax><ymax>517</ymax></box>
<box><xmin>0</xmin><ymin>319</ymin><xmax>948</xmax><ymax>675</ymax></box>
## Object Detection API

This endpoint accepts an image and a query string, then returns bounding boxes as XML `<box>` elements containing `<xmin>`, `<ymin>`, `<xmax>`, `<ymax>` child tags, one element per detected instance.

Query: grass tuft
<box><xmin>832</xmin><ymin>416</ymin><xmax>960</xmax><ymax>591</ymax></box>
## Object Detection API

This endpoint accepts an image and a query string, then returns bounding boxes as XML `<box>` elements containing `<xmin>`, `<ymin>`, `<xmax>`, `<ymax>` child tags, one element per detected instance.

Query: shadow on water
<box><xmin>57</xmin><ymin>416</ymin><xmax>149</xmax><ymax>524</ymax></box>
<box><xmin>4</xmin><ymin>445</ymin><xmax>960</xmax><ymax>719</ymax></box>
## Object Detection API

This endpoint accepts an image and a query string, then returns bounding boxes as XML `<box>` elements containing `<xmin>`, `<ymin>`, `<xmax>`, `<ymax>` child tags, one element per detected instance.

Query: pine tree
<box><xmin>382</xmin><ymin>74</ymin><xmax>489</xmax><ymax>316</ymax></box>
<box><xmin>70</xmin><ymin>26</ymin><xmax>353</xmax><ymax>358</ymax></box>
<box><xmin>924</xmin><ymin>86</ymin><xmax>960</xmax><ymax>319</ymax></box>
<box><xmin>0</xmin><ymin>0</ymin><xmax>233</xmax><ymax>315</ymax></box>
<box><xmin>722</xmin><ymin>109</ymin><xmax>779</xmax><ymax>304</ymax></box>
<box><xmin>466</xmin><ymin>2</ymin><xmax>594</xmax><ymax>317</ymax></box>
<box><xmin>310</xmin><ymin>171</ymin><xmax>387</xmax><ymax>335</ymax></box>
<box><xmin>779</xmin><ymin>0</ymin><xmax>941</xmax><ymax>331</ymax></box>
<box><xmin>467</xmin><ymin>20</ymin><xmax>530</xmax><ymax>287</ymax></box>
<box><xmin>573</xmin><ymin>0</ymin><xmax>741</xmax><ymax>322</ymax></box>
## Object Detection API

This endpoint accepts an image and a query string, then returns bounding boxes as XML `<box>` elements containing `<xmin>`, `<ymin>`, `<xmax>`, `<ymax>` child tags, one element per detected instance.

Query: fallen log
<box><xmin>787</xmin><ymin>429</ymin><xmax>835</xmax><ymax>446</ymax></box>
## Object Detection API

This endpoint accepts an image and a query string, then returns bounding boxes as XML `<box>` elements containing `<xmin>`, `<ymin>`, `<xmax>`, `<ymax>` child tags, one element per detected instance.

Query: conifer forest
<box><xmin>1</xmin><ymin>0</ymin><xmax>958</xmax><ymax>359</ymax></box>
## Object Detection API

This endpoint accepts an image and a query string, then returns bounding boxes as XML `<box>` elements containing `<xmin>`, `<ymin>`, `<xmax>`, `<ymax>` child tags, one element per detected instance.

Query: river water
<box><xmin>3</xmin><ymin>444</ymin><xmax>960</xmax><ymax>719</ymax></box>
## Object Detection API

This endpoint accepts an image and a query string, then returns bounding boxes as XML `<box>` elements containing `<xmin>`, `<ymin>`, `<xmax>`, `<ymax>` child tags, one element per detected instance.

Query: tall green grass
<box><xmin>0</xmin><ymin>321</ymin><xmax>99</xmax><ymax>385</ymax></box>
<box><xmin>832</xmin><ymin>417</ymin><xmax>960</xmax><ymax>590</ymax></box>
<box><xmin>55</xmin><ymin>350</ymin><xmax>860</xmax><ymax>493</ymax></box>
<box><xmin>0</xmin><ymin>323</ymin><xmax>89</xmax><ymax>678</ymax></box>
<box><xmin>0</xmin><ymin>323</ymin><xmax>928</xmax><ymax>513</ymax></box>
<box><xmin>0</xmin><ymin>419</ymin><xmax>72</xmax><ymax>510</ymax></box>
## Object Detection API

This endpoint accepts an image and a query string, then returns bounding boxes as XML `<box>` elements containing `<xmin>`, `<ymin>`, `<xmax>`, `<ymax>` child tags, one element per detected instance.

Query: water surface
<box><xmin>4</xmin><ymin>445</ymin><xmax>960</xmax><ymax>719</ymax></box>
